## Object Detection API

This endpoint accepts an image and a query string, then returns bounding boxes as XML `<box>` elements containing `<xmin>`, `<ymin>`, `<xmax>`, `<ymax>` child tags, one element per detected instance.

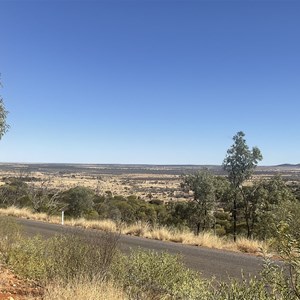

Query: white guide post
<box><xmin>61</xmin><ymin>210</ymin><xmax>64</xmax><ymax>225</ymax></box>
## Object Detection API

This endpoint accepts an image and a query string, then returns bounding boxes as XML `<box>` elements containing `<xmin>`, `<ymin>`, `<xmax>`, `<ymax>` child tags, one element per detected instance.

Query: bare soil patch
<box><xmin>0</xmin><ymin>265</ymin><xmax>42</xmax><ymax>300</ymax></box>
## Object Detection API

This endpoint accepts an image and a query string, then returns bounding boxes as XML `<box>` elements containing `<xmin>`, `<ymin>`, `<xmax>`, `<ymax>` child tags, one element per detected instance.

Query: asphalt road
<box><xmin>15</xmin><ymin>218</ymin><xmax>265</xmax><ymax>281</ymax></box>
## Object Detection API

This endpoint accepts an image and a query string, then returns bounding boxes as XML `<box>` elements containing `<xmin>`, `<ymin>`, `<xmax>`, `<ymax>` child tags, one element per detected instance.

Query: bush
<box><xmin>263</xmin><ymin>220</ymin><xmax>300</xmax><ymax>299</ymax></box>
<box><xmin>0</xmin><ymin>216</ymin><xmax>23</xmax><ymax>263</ymax></box>
<box><xmin>7</xmin><ymin>229</ymin><xmax>120</xmax><ymax>283</ymax></box>
<box><xmin>114</xmin><ymin>249</ymin><xmax>211</xmax><ymax>300</ymax></box>
<box><xmin>8</xmin><ymin>235</ymin><xmax>50</xmax><ymax>281</ymax></box>
<box><xmin>213</xmin><ymin>275</ymin><xmax>273</xmax><ymax>300</ymax></box>
<box><xmin>62</xmin><ymin>186</ymin><xmax>95</xmax><ymax>218</ymax></box>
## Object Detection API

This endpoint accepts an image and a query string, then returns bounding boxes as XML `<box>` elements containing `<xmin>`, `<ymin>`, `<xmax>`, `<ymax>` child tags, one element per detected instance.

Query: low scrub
<box><xmin>5</xmin><ymin>229</ymin><xmax>119</xmax><ymax>283</ymax></box>
<box><xmin>114</xmin><ymin>249</ymin><xmax>211</xmax><ymax>300</ymax></box>
<box><xmin>0</xmin><ymin>216</ymin><xmax>23</xmax><ymax>263</ymax></box>
<box><xmin>1</xmin><ymin>217</ymin><xmax>300</xmax><ymax>299</ymax></box>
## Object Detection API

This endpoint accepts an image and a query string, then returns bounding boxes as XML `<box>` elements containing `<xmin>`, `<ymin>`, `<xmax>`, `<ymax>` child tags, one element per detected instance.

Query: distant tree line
<box><xmin>0</xmin><ymin>171</ymin><xmax>299</xmax><ymax>242</ymax></box>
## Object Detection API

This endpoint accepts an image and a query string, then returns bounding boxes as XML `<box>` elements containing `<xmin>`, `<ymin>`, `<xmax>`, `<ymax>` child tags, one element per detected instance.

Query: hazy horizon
<box><xmin>0</xmin><ymin>161</ymin><xmax>299</xmax><ymax>168</ymax></box>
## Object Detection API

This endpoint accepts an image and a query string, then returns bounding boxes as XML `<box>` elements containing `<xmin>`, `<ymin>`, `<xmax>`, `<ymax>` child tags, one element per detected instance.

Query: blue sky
<box><xmin>0</xmin><ymin>0</ymin><xmax>299</xmax><ymax>165</ymax></box>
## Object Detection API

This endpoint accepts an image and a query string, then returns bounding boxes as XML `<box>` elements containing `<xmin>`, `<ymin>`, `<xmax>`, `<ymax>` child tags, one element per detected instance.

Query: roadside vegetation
<box><xmin>0</xmin><ymin>206</ymin><xmax>266</xmax><ymax>254</ymax></box>
<box><xmin>0</xmin><ymin>216</ymin><xmax>299</xmax><ymax>299</ymax></box>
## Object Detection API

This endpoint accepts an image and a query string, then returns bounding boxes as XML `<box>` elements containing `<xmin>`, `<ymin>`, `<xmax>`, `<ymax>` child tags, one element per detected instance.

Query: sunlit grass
<box><xmin>31</xmin><ymin>277</ymin><xmax>127</xmax><ymax>300</ymax></box>
<box><xmin>0</xmin><ymin>206</ymin><xmax>268</xmax><ymax>254</ymax></box>
<box><xmin>65</xmin><ymin>218</ymin><xmax>118</xmax><ymax>232</ymax></box>
<box><xmin>121</xmin><ymin>221</ymin><xmax>150</xmax><ymax>236</ymax></box>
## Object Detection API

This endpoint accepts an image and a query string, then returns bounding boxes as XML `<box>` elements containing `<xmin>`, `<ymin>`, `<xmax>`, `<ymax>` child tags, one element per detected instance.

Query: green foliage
<box><xmin>211</xmin><ymin>226</ymin><xmax>300</xmax><ymax>299</ymax></box>
<box><xmin>214</xmin><ymin>211</ymin><xmax>231</xmax><ymax>236</ymax></box>
<box><xmin>8</xmin><ymin>235</ymin><xmax>50</xmax><ymax>281</ymax></box>
<box><xmin>2</xmin><ymin>217</ymin><xmax>300</xmax><ymax>299</ymax></box>
<box><xmin>115</xmin><ymin>249</ymin><xmax>211</xmax><ymax>300</ymax></box>
<box><xmin>95</xmin><ymin>194</ymin><xmax>167</xmax><ymax>225</ymax></box>
<box><xmin>7</xmin><ymin>230</ymin><xmax>120</xmax><ymax>283</ymax></box>
<box><xmin>260</xmin><ymin>222</ymin><xmax>300</xmax><ymax>299</ymax></box>
<box><xmin>0</xmin><ymin>179</ymin><xmax>29</xmax><ymax>207</ymax></box>
<box><xmin>223</xmin><ymin>131</ymin><xmax>263</xmax><ymax>188</ymax></box>
<box><xmin>181</xmin><ymin>171</ymin><xmax>218</xmax><ymax>234</ymax></box>
<box><xmin>213</xmin><ymin>275</ymin><xmax>272</xmax><ymax>300</ymax></box>
<box><xmin>223</xmin><ymin>131</ymin><xmax>263</xmax><ymax>240</ymax></box>
<box><xmin>61</xmin><ymin>186</ymin><xmax>95</xmax><ymax>217</ymax></box>
<box><xmin>179</xmin><ymin>172</ymin><xmax>230</xmax><ymax>235</ymax></box>
<box><xmin>45</xmin><ymin>231</ymin><xmax>119</xmax><ymax>281</ymax></box>
<box><xmin>0</xmin><ymin>216</ymin><xmax>23</xmax><ymax>263</ymax></box>
<box><xmin>290</xmin><ymin>181</ymin><xmax>300</xmax><ymax>201</ymax></box>
<box><xmin>251</xmin><ymin>177</ymin><xmax>297</xmax><ymax>239</ymax></box>
<box><xmin>0</xmin><ymin>79</ymin><xmax>9</xmax><ymax>139</ymax></box>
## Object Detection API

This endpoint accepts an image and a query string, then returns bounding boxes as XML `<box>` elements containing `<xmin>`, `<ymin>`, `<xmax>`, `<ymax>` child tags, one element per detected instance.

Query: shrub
<box><xmin>213</xmin><ymin>275</ymin><xmax>272</xmax><ymax>300</ymax></box>
<box><xmin>8</xmin><ymin>235</ymin><xmax>50</xmax><ymax>281</ymax></box>
<box><xmin>114</xmin><ymin>249</ymin><xmax>211</xmax><ymax>300</ymax></box>
<box><xmin>62</xmin><ymin>186</ymin><xmax>95</xmax><ymax>218</ymax></box>
<box><xmin>262</xmin><ymin>220</ymin><xmax>300</xmax><ymax>299</ymax></box>
<box><xmin>8</xmin><ymin>229</ymin><xmax>120</xmax><ymax>283</ymax></box>
<box><xmin>0</xmin><ymin>216</ymin><xmax>23</xmax><ymax>263</ymax></box>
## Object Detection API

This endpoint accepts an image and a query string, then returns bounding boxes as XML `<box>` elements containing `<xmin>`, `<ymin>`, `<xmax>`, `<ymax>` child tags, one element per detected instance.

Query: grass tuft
<box><xmin>41</xmin><ymin>277</ymin><xmax>127</xmax><ymax>300</ymax></box>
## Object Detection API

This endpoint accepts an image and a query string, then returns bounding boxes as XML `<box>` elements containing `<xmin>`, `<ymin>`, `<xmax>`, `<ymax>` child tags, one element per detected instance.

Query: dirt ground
<box><xmin>0</xmin><ymin>265</ymin><xmax>42</xmax><ymax>300</ymax></box>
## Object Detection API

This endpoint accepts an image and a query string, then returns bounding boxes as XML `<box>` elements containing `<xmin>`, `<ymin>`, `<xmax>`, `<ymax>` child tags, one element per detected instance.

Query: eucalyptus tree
<box><xmin>222</xmin><ymin>131</ymin><xmax>263</xmax><ymax>240</ymax></box>
<box><xmin>251</xmin><ymin>176</ymin><xmax>298</xmax><ymax>239</ymax></box>
<box><xmin>0</xmin><ymin>79</ymin><xmax>9</xmax><ymax>139</ymax></box>
<box><xmin>181</xmin><ymin>170</ymin><xmax>217</xmax><ymax>235</ymax></box>
<box><xmin>61</xmin><ymin>186</ymin><xmax>95</xmax><ymax>218</ymax></box>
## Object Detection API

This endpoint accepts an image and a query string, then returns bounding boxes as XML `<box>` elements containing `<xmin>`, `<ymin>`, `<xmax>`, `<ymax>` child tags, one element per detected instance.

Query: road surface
<box><xmin>16</xmin><ymin>218</ymin><xmax>265</xmax><ymax>281</ymax></box>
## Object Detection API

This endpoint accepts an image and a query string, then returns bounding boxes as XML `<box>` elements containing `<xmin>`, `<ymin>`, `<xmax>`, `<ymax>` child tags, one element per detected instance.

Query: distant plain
<box><xmin>0</xmin><ymin>163</ymin><xmax>299</xmax><ymax>202</ymax></box>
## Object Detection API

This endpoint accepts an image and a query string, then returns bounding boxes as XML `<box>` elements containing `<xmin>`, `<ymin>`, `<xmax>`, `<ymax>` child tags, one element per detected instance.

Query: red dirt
<box><xmin>0</xmin><ymin>265</ymin><xmax>43</xmax><ymax>300</ymax></box>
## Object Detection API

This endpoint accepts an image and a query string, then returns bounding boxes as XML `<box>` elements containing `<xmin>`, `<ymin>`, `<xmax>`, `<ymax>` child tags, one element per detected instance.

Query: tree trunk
<box><xmin>244</xmin><ymin>200</ymin><xmax>251</xmax><ymax>238</ymax></box>
<box><xmin>233</xmin><ymin>196</ymin><xmax>237</xmax><ymax>242</ymax></box>
<box><xmin>246</xmin><ymin>212</ymin><xmax>251</xmax><ymax>238</ymax></box>
<box><xmin>240</xmin><ymin>187</ymin><xmax>251</xmax><ymax>239</ymax></box>
<box><xmin>202</xmin><ymin>209</ymin><xmax>207</xmax><ymax>232</ymax></box>
<box><xmin>196</xmin><ymin>222</ymin><xmax>201</xmax><ymax>236</ymax></box>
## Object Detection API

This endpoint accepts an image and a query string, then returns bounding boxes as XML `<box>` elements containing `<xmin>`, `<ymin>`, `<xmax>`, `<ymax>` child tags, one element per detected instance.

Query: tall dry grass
<box><xmin>0</xmin><ymin>206</ymin><xmax>268</xmax><ymax>254</ymax></box>
<box><xmin>0</xmin><ymin>206</ymin><xmax>62</xmax><ymax>223</ymax></box>
<box><xmin>38</xmin><ymin>277</ymin><xmax>127</xmax><ymax>300</ymax></box>
<box><xmin>0</xmin><ymin>206</ymin><xmax>49</xmax><ymax>221</ymax></box>
<box><xmin>65</xmin><ymin>218</ymin><xmax>118</xmax><ymax>232</ymax></box>
<box><xmin>121</xmin><ymin>221</ymin><xmax>150</xmax><ymax>236</ymax></box>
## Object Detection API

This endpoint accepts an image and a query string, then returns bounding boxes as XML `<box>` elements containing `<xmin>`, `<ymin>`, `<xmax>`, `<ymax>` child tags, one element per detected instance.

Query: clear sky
<box><xmin>0</xmin><ymin>0</ymin><xmax>299</xmax><ymax>165</ymax></box>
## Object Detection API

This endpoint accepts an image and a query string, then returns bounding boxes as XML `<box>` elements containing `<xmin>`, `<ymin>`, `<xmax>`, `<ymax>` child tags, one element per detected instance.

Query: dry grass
<box><xmin>65</xmin><ymin>218</ymin><xmax>118</xmax><ymax>232</ymax></box>
<box><xmin>40</xmin><ymin>277</ymin><xmax>127</xmax><ymax>300</ymax></box>
<box><xmin>0</xmin><ymin>206</ymin><xmax>268</xmax><ymax>255</ymax></box>
<box><xmin>0</xmin><ymin>206</ymin><xmax>60</xmax><ymax>223</ymax></box>
<box><xmin>144</xmin><ymin>226</ymin><xmax>173</xmax><ymax>241</ymax></box>
<box><xmin>121</xmin><ymin>221</ymin><xmax>150</xmax><ymax>236</ymax></box>
<box><xmin>235</xmin><ymin>237</ymin><xmax>268</xmax><ymax>254</ymax></box>
<box><xmin>179</xmin><ymin>231</ymin><xmax>226</xmax><ymax>249</ymax></box>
